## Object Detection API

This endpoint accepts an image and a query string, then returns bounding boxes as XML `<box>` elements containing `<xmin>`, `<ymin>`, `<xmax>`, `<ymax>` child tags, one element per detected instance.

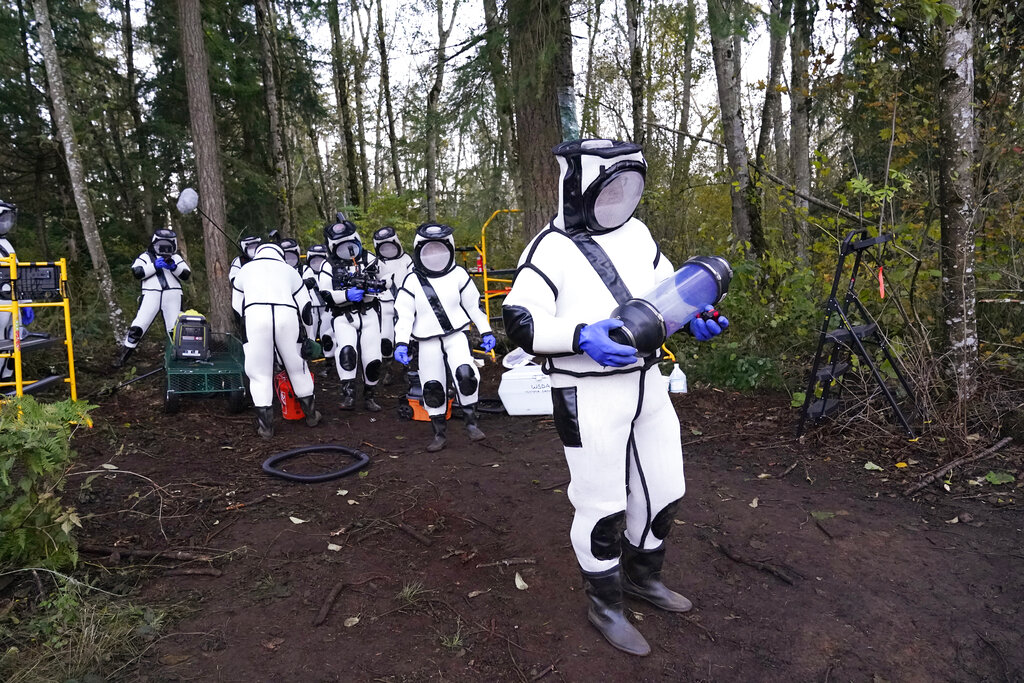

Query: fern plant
<box><xmin>0</xmin><ymin>396</ymin><xmax>94</xmax><ymax>570</ymax></box>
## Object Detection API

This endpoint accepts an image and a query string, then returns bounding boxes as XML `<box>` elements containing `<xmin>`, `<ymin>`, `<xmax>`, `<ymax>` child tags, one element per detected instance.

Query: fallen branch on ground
<box><xmin>79</xmin><ymin>544</ymin><xmax>213</xmax><ymax>563</ymax></box>
<box><xmin>476</xmin><ymin>557</ymin><xmax>536</xmax><ymax>569</ymax></box>
<box><xmin>313</xmin><ymin>575</ymin><xmax>388</xmax><ymax>626</ymax></box>
<box><xmin>709</xmin><ymin>539</ymin><xmax>798</xmax><ymax>585</ymax></box>
<box><xmin>163</xmin><ymin>568</ymin><xmax>222</xmax><ymax>577</ymax></box>
<box><xmin>394</xmin><ymin>522</ymin><xmax>433</xmax><ymax>547</ymax></box>
<box><xmin>904</xmin><ymin>437</ymin><xmax>1013</xmax><ymax>497</ymax></box>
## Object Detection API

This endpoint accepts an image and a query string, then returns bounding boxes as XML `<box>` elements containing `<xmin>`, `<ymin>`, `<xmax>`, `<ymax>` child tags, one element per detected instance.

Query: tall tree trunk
<box><xmin>752</xmin><ymin>0</ymin><xmax>791</xmax><ymax>249</ymax></box>
<box><xmin>580</xmin><ymin>0</ymin><xmax>603</xmax><ymax>136</ymax></box>
<box><xmin>305</xmin><ymin>118</ymin><xmax>330</xmax><ymax>221</ymax></box>
<box><xmin>425</xmin><ymin>0</ymin><xmax>459</xmax><ymax>221</ymax></box>
<box><xmin>708</xmin><ymin>0</ymin><xmax>762</xmax><ymax>252</ymax></box>
<box><xmin>328</xmin><ymin>0</ymin><xmax>357</xmax><ymax>206</ymax></box>
<box><xmin>32</xmin><ymin>0</ymin><xmax>125</xmax><ymax>339</ymax></box>
<box><xmin>482</xmin><ymin>0</ymin><xmax>519</xmax><ymax>202</ymax></box>
<box><xmin>177</xmin><ymin>0</ymin><xmax>233</xmax><ymax>333</ymax></box>
<box><xmin>18</xmin><ymin>0</ymin><xmax>51</xmax><ymax>259</ymax></box>
<box><xmin>120</xmin><ymin>0</ymin><xmax>154</xmax><ymax>235</ymax></box>
<box><xmin>790</xmin><ymin>0</ymin><xmax>815</xmax><ymax>259</ymax></box>
<box><xmin>255</xmin><ymin>0</ymin><xmax>291</xmax><ymax>234</ymax></box>
<box><xmin>508</xmin><ymin>0</ymin><xmax>574</xmax><ymax>238</ymax></box>
<box><xmin>376</xmin><ymin>0</ymin><xmax>403</xmax><ymax>193</ymax></box>
<box><xmin>937</xmin><ymin>0</ymin><xmax>977</xmax><ymax>399</ymax></box>
<box><xmin>626</xmin><ymin>0</ymin><xmax>644</xmax><ymax>146</ymax></box>
<box><xmin>350</xmin><ymin>0</ymin><xmax>371</xmax><ymax>207</ymax></box>
<box><xmin>670</xmin><ymin>0</ymin><xmax>696</xmax><ymax>194</ymax></box>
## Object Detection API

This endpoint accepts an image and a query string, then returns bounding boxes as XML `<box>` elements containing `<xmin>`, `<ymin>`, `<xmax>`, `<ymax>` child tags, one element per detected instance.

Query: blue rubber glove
<box><xmin>480</xmin><ymin>333</ymin><xmax>496</xmax><ymax>352</ymax></box>
<box><xmin>166</xmin><ymin>258</ymin><xmax>178</xmax><ymax>271</ymax></box>
<box><xmin>578</xmin><ymin>319</ymin><xmax>638</xmax><ymax>367</ymax></box>
<box><xmin>394</xmin><ymin>344</ymin><xmax>411</xmax><ymax>365</ymax></box>
<box><xmin>689</xmin><ymin>304</ymin><xmax>729</xmax><ymax>341</ymax></box>
<box><xmin>346</xmin><ymin>288</ymin><xmax>365</xmax><ymax>302</ymax></box>
<box><xmin>154</xmin><ymin>257</ymin><xmax>169</xmax><ymax>269</ymax></box>
<box><xmin>20</xmin><ymin>306</ymin><xmax>34</xmax><ymax>326</ymax></box>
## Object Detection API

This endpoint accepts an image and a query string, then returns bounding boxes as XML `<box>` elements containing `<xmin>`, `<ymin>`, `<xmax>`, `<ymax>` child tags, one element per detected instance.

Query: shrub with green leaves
<box><xmin>0</xmin><ymin>397</ymin><xmax>94</xmax><ymax>570</ymax></box>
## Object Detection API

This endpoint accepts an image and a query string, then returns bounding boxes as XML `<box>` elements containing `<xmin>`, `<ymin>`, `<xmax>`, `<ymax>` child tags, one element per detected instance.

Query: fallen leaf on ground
<box><xmin>158</xmin><ymin>654</ymin><xmax>190</xmax><ymax>665</ymax></box>
<box><xmin>749</xmin><ymin>497</ymin><xmax>759</xmax><ymax>508</ymax></box>
<box><xmin>336</xmin><ymin>489</ymin><xmax>348</xmax><ymax>496</ymax></box>
<box><xmin>514</xmin><ymin>572</ymin><xmax>529</xmax><ymax>590</ymax></box>
<box><xmin>327</xmin><ymin>543</ymin><xmax>342</xmax><ymax>552</ymax></box>
<box><xmin>467</xmin><ymin>589</ymin><xmax>490</xmax><ymax>599</ymax></box>
<box><xmin>811</xmin><ymin>511</ymin><xmax>835</xmax><ymax>520</ymax></box>
<box><xmin>289</xmin><ymin>516</ymin><xmax>308</xmax><ymax>524</ymax></box>
<box><xmin>262</xmin><ymin>637</ymin><xmax>284</xmax><ymax>650</ymax></box>
<box><xmin>895</xmin><ymin>462</ymin><xmax>908</xmax><ymax>468</ymax></box>
<box><xmin>344</xmin><ymin>616</ymin><xmax>360</xmax><ymax>627</ymax></box>
<box><xmin>100</xmin><ymin>463</ymin><xmax>119</xmax><ymax>470</ymax></box>
<box><xmin>864</xmin><ymin>462</ymin><xmax>883</xmax><ymax>471</ymax></box>
<box><xmin>757</xmin><ymin>473</ymin><xmax>772</xmax><ymax>479</ymax></box>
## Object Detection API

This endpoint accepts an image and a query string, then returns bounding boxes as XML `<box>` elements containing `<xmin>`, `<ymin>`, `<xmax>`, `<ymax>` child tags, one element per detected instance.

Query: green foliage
<box><xmin>0</xmin><ymin>397</ymin><xmax>94</xmax><ymax>570</ymax></box>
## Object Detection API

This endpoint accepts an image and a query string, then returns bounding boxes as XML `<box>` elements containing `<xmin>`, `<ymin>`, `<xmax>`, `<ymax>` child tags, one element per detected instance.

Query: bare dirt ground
<box><xmin>64</xmin><ymin>351</ymin><xmax>1024</xmax><ymax>682</ymax></box>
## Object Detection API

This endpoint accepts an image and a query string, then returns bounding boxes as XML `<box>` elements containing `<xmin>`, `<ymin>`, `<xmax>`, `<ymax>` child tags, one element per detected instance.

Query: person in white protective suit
<box><xmin>300</xmin><ymin>244</ymin><xmax>332</xmax><ymax>355</ymax></box>
<box><xmin>502</xmin><ymin>139</ymin><xmax>728</xmax><ymax>657</ymax></box>
<box><xmin>392</xmin><ymin>223</ymin><xmax>497</xmax><ymax>452</ymax></box>
<box><xmin>371</xmin><ymin>226</ymin><xmax>413</xmax><ymax>382</ymax></box>
<box><xmin>231</xmin><ymin>242</ymin><xmax>320</xmax><ymax>437</ymax></box>
<box><xmin>229</xmin><ymin>235</ymin><xmax>261</xmax><ymax>283</ymax></box>
<box><xmin>317</xmin><ymin>219</ymin><xmax>385</xmax><ymax>411</ymax></box>
<box><xmin>1</xmin><ymin>200</ymin><xmax>32</xmax><ymax>381</ymax></box>
<box><xmin>115</xmin><ymin>229</ymin><xmax>192</xmax><ymax>368</ymax></box>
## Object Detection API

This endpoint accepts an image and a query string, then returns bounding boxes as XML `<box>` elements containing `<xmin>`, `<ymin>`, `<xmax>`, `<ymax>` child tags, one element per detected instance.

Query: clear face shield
<box><xmin>152</xmin><ymin>230</ymin><xmax>177</xmax><ymax>257</ymax></box>
<box><xmin>417</xmin><ymin>240</ymin><xmax>454</xmax><ymax>275</ymax></box>
<box><xmin>240</xmin><ymin>238</ymin><xmax>261</xmax><ymax>260</ymax></box>
<box><xmin>587</xmin><ymin>168</ymin><xmax>645</xmax><ymax>233</ymax></box>
<box><xmin>333</xmin><ymin>239</ymin><xmax>362</xmax><ymax>261</ymax></box>
<box><xmin>377</xmin><ymin>241</ymin><xmax>401</xmax><ymax>259</ymax></box>
<box><xmin>0</xmin><ymin>207</ymin><xmax>15</xmax><ymax>236</ymax></box>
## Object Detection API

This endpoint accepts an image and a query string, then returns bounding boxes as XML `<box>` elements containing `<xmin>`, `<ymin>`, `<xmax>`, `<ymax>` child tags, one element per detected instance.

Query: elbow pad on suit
<box><xmin>132</xmin><ymin>266</ymin><xmax>145</xmax><ymax>279</ymax></box>
<box><xmin>502</xmin><ymin>305</ymin><xmax>535</xmax><ymax>354</ymax></box>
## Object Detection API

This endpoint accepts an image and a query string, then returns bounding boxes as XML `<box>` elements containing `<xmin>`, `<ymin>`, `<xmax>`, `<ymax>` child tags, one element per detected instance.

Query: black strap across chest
<box><xmin>566</xmin><ymin>229</ymin><xmax>632</xmax><ymax>305</ymax></box>
<box><xmin>416</xmin><ymin>272</ymin><xmax>455</xmax><ymax>334</ymax></box>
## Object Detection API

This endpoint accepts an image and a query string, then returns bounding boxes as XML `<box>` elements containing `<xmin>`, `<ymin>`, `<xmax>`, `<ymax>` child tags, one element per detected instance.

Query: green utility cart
<box><xmin>163</xmin><ymin>332</ymin><xmax>247</xmax><ymax>414</ymax></box>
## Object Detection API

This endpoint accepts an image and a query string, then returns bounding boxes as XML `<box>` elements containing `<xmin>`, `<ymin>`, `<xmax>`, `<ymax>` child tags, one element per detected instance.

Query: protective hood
<box><xmin>412</xmin><ymin>223</ymin><xmax>456</xmax><ymax>276</ymax></box>
<box><xmin>279</xmin><ymin>238</ymin><xmax>301</xmax><ymax>268</ymax></box>
<box><xmin>324</xmin><ymin>219</ymin><xmax>362</xmax><ymax>261</ymax></box>
<box><xmin>306</xmin><ymin>244</ymin><xmax>328</xmax><ymax>273</ymax></box>
<box><xmin>373</xmin><ymin>226</ymin><xmax>404</xmax><ymax>260</ymax></box>
<box><xmin>0</xmin><ymin>201</ymin><xmax>16</xmax><ymax>237</ymax></box>
<box><xmin>150</xmin><ymin>229</ymin><xmax>178</xmax><ymax>257</ymax></box>
<box><xmin>253</xmin><ymin>243</ymin><xmax>285</xmax><ymax>261</ymax></box>
<box><xmin>552</xmin><ymin>139</ymin><xmax>646</xmax><ymax>234</ymax></box>
<box><xmin>239</xmin><ymin>235</ymin><xmax>261</xmax><ymax>261</ymax></box>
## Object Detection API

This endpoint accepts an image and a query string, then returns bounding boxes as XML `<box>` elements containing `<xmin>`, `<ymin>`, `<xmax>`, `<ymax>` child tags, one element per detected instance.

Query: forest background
<box><xmin>1</xmin><ymin>0</ymin><xmax>1022</xmax><ymax>432</ymax></box>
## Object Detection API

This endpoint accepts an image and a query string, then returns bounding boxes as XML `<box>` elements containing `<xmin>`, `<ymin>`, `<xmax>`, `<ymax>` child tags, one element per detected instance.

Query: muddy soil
<box><xmin>65</xmin><ymin>354</ymin><xmax>1024</xmax><ymax>682</ymax></box>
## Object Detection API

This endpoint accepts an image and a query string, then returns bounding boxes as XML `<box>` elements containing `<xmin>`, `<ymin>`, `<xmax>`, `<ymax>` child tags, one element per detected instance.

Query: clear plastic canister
<box><xmin>651</xmin><ymin>257</ymin><xmax>729</xmax><ymax>338</ymax></box>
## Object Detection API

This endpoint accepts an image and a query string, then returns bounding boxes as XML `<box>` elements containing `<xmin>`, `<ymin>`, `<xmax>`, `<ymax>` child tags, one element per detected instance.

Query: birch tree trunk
<box><xmin>937</xmin><ymin>0</ymin><xmax>978</xmax><ymax>399</ymax></box>
<box><xmin>425</xmin><ymin>0</ymin><xmax>459</xmax><ymax>221</ymax></box>
<box><xmin>789</xmin><ymin>0</ymin><xmax>815</xmax><ymax>259</ymax></box>
<box><xmin>350</xmin><ymin>0</ymin><xmax>371</xmax><ymax>208</ymax></box>
<box><xmin>177</xmin><ymin>0</ymin><xmax>233</xmax><ymax>333</ymax></box>
<box><xmin>580</xmin><ymin>0</ymin><xmax>603</xmax><ymax>137</ymax></box>
<box><xmin>255</xmin><ymin>0</ymin><xmax>291</xmax><ymax>234</ymax></box>
<box><xmin>376</xmin><ymin>0</ymin><xmax>403</xmax><ymax>193</ymax></box>
<box><xmin>670</xmin><ymin>0</ymin><xmax>696</xmax><ymax>194</ymax></box>
<box><xmin>707</xmin><ymin>0</ymin><xmax>759</xmax><ymax>248</ymax></box>
<box><xmin>32</xmin><ymin>0</ymin><xmax>125</xmax><ymax>340</ymax></box>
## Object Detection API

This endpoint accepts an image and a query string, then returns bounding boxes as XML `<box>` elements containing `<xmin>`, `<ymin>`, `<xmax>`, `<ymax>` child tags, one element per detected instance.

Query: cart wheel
<box><xmin>227</xmin><ymin>388</ymin><xmax>247</xmax><ymax>413</ymax></box>
<box><xmin>396</xmin><ymin>403</ymin><xmax>414</xmax><ymax>420</ymax></box>
<box><xmin>164</xmin><ymin>389</ymin><xmax>180</xmax><ymax>414</ymax></box>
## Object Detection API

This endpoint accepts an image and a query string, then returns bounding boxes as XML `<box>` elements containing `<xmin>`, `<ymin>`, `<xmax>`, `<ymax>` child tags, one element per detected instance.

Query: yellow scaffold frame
<box><xmin>0</xmin><ymin>256</ymin><xmax>78</xmax><ymax>400</ymax></box>
<box><xmin>467</xmin><ymin>209</ymin><xmax>520</xmax><ymax>362</ymax></box>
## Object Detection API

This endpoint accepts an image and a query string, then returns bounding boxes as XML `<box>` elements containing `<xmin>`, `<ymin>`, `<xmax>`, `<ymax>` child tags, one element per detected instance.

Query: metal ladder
<box><xmin>796</xmin><ymin>228</ymin><xmax>917</xmax><ymax>438</ymax></box>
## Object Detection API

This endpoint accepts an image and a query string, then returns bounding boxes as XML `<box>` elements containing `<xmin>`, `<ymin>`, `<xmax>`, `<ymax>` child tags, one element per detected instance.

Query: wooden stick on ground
<box><xmin>709</xmin><ymin>540</ymin><xmax>798</xmax><ymax>585</ymax></box>
<box><xmin>79</xmin><ymin>544</ymin><xmax>213</xmax><ymax>562</ymax></box>
<box><xmin>475</xmin><ymin>557</ymin><xmax>536</xmax><ymax>569</ymax></box>
<box><xmin>313</xmin><ymin>575</ymin><xmax>388</xmax><ymax>626</ymax></box>
<box><xmin>904</xmin><ymin>437</ymin><xmax>1013</xmax><ymax>497</ymax></box>
<box><xmin>395</xmin><ymin>522</ymin><xmax>433</xmax><ymax>547</ymax></box>
<box><xmin>163</xmin><ymin>567</ymin><xmax>222</xmax><ymax>577</ymax></box>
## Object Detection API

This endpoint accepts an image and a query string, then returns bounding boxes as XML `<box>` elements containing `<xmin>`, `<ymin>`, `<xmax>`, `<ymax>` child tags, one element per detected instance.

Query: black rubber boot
<box><xmin>113</xmin><ymin>344</ymin><xmax>135</xmax><ymax>368</ymax></box>
<box><xmin>254</xmin><ymin>406</ymin><xmax>275</xmax><ymax>438</ymax></box>
<box><xmin>364</xmin><ymin>385</ymin><xmax>382</xmax><ymax>412</ymax></box>
<box><xmin>621</xmin><ymin>542</ymin><xmax>692</xmax><ymax>613</ymax></box>
<box><xmin>462</xmin><ymin>403</ymin><xmax>486</xmax><ymax>441</ymax></box>
<box><xmin>426</xmin><ymin>415</ymin><xmax>447</xmax><ymax>452</ymax></box>
<box><xmin>339</xmin><ymin>380</ymin><xmax>355</xmax><ymax>410</ymax></box>
<box><xmin>297</xmin><ymin>395</ymin><xmax>322</xmax><ymax>427</ymax></box>
<box><xmin>582</xmin><ymin>567</ymin><xmax>651</xmax><ymax>656</ymax></box>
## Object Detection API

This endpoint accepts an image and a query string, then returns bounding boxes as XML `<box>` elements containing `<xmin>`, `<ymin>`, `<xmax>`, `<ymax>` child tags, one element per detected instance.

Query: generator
<box><xmin>172</xmin><ymin>310</ymin><xmax>211</xmax><ymax>361</ymax></box>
